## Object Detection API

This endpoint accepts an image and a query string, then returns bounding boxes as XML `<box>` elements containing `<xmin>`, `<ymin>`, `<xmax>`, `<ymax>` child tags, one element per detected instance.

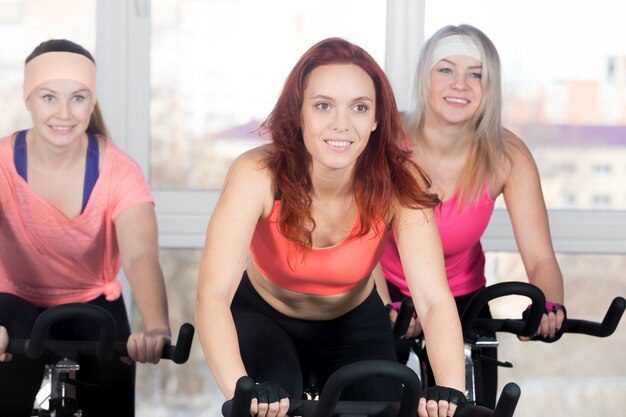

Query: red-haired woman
<box><xmin>196</xmin><ymin>38</ymin><xmax>465</xmax><ymax>417</ymax></box>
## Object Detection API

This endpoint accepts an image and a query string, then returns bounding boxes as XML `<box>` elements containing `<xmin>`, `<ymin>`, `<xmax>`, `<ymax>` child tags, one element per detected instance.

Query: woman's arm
<box><xmin>393</xmin><ymin>205</ymin><xmax>465</xmax><ymax>391</ymax></box>
<box><xmin>373</xmin><ymin>263</ymin><xmax>423</xmax><ymax>338</ymax></box>
<box><xmin>115</xmin><ymin>203</ymin><xmax>171</xmax><ymax>363</ymax></box>
<box><xmin>501</xmin><ymin>134</ymin><xmax>565</xmax><ymax>335</ymax></box>
<box><xmin>501</xmin><ymin>135</ymin><xmax>564</xmax><ymax>302</ymax></box>
<box><xmin>195</xmin><ymin>148</ymin><xmax>274</xmax><ymax>400</ymax></box>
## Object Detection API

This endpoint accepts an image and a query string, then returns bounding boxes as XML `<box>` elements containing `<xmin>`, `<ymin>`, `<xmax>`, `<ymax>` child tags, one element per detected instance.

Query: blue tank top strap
<box><xmin>13</xmin><ymin>130</ymin><xmax>99</xmax><ymax>213</ymax></box>
<box><xmin>13</xmin><ymin>130</ymin><xmax>28</xmax><ymax>181</ymax></box>
<box><xmin>82</xmin><ymin>132</ymin><xmax>100</xmax><ymax>212</ymax></box>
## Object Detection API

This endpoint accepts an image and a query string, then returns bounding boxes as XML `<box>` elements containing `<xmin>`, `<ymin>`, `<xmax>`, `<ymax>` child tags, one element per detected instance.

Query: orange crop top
<box><xmin>249</xmin><ymin>200</ymin><xmax>389</xmax><ymax>295</ymax></box>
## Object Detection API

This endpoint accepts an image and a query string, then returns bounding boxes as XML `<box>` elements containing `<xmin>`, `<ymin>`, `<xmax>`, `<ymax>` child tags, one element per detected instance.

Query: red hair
<box><xmin>261</xmin><ymin>37</ymin><xmax>439</xmax><ymax>248</ymax></box>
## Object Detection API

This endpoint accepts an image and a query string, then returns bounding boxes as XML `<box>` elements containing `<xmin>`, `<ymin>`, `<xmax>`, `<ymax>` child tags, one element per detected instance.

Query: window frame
<box><xmin>96</xmin><ymin>0</ymin><xmax>626</xmax><ymax>254</ymax></box>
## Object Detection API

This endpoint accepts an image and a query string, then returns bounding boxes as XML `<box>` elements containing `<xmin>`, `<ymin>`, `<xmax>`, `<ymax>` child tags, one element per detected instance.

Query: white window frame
<box><xmin>96</xmin><ymin>0</ymin><xmax>626</xmax><ymax>255</ymax></box>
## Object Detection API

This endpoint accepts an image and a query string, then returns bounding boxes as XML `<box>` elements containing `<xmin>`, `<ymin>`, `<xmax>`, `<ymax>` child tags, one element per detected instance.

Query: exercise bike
<box><xmin>7</xmin><ymin>302</ymin><xmax>195</xmax><ymax>417</ymax></box>
<box><xmin>394</xmin><ymin>282</ymin><xmax>626</xmax><ymax>406</ymax></box>
<box><xmin>222</xmin><ymin>359</ymin><xmax>522</xmax><ymax>417</ymax></box>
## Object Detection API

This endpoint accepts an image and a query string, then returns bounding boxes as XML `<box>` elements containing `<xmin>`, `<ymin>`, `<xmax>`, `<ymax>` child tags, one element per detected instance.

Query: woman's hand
<box><xmin>249</xmin><ymin>382</ymin><xmax>290</xmax><ymax>417</ymax></box>
<box><xmin>418</xmin><ymin>386</ymin><xmax>466</xmax><ymax>417</ymax></box>
<box><xmin>0</xmin><ymin>326</ymin><xmax>11</xmax><ymax>362</ymax></box>
<box><xmin>125</xmin><ymin>329</ymin><xmax>171</xmax><ymax>364</ymax></box>
<box><xmin>388</xmin><ymin>307</ymin><xmax>423</xmax><ymax>338</ymax></box>
<box><xmin>519</xmin><ymin>302</ymin><xmax>566</xmax><ymax>341</ymax></box>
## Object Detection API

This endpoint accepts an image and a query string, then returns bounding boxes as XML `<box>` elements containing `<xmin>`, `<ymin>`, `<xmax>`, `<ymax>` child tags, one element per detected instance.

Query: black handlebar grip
<box><xmin>493</xmin><ymin>382</ymin><xmax>521</xmax><ymax>417</ymax></box>
<box><xmin>456</xmin><ymin>382</ymin><xmax>520</xmax><ymax>417</ymax></box>
<box><xmin>461</xmin><ymin>282</ymin><xmax>545</xmax><ymax>338</ymax></box>
<box><xmin>162</xmin><ymin>322</ymin><xmax>195</xmax><ymax>364</ymax></box>
<box><xmin>25</xmin><ymin>303</ymin><xmax>116</xmax><ymax>361</ymax></box>
<box><xmin>393</xmin><ymin>297</ymin><xmax>414</xmax><ymax>338</ymax></box>
<box><xmin>560</xmin><ymin>296</ymin><xmax>626</xmax><ymax>337</ymax></box>
<box><xmin>112</xmin><ymin>322</ymin><xmax>195</xmax><ymax>363</ymax></box>
<box><xmin>314</xmin><ymin>360</ymin><xmax>420</xmax><ymax>417</ymax></box>
<box><xmin>221</xmin><ymin>375</ymin><xmax>255</xmax><ymax>417</ymax></box>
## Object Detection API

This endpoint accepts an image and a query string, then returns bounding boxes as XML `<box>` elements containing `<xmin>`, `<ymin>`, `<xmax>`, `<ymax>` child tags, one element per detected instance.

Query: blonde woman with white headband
<box><xmin>0</xmin><ymin>39</ymin><xmax>171</xmax><ymax>417</ymax></box>
<box><xmin>375</xmin><ymin>24</ymin><xmax>565</xmax><ymax>411</ymax></box>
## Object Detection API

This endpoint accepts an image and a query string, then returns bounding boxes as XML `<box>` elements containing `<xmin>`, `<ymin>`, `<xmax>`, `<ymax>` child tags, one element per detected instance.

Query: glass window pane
<box><xmin>139</xmin><ymin>251</ymin><xmax>626</xmax><ymax>416</ymax></box>
<box><xmin>425</xmin><ymin>0</ymin><xmax>626</xmax><ymax>210</ymax></box>
<box><xmin>150</xmin><ymin>0</ymin><xmax>387</xmax><ymax>189</ymax></box>
<box><xmin>485</xmin><ymin>252</ymin><xmax>626</xmax><ymax>417</ymax></box>
<box><xmin>0</xmin><ymin>0</ymin><xmax>96</xmax><ymax>136</ymax></box>
<box><xmin>134</xmin><ymin>249</ymin><xmax>222</xmax><ymax>416</ymax></box>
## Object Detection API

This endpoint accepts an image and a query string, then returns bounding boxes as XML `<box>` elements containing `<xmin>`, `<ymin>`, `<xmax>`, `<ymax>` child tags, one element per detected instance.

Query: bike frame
<box><xmin>7</xmin><ymin>303</ymin><xmax>194</xmax><ymax>417</ymax></box>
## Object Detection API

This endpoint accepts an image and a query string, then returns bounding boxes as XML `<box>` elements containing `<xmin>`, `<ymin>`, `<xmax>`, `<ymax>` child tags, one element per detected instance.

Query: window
<box><xmin>424</xmin><ymin>0</ymin><xmax>626</xmax><ymax>210</ymax></box>
<box><xmin>591</xmin><ymin>194</ymin><xmax>612</xmax><ymax>209</ymax></box>
<box><xmin>0</xmin><ymin>0</ymin><xmax>96</xmax><ymax>136</ymax></box>
<box><xmin>150</xmin><ymin>0</ymin><xmax>387</xmax><ymax>190</ymax></box>
<box><xmin>485</xmin><ymin>252</ymin><xmax>626</xmax><ymax>416</ymax></box>
<box><xmin>425</xmin><ymin>2</ymin><xmax>626</xmax><ymax>416</ymax></box>
<box><xmin>592</xmin><ymin>163</ymin><xmax>612</xmax><ymax>175</ymax></box>
<box><xmin>3</xmin><ymin>2</ymin><xmax>625</xmax><ymax>416</ymax></box>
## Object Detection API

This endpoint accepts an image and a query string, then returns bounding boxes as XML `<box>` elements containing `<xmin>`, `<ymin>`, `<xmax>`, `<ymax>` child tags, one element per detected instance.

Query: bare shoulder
<box><xmin>225</xmin><ymin>144</ymin><xmax>274</xmax><ymax>186</ymax></box>
<box><xmin>502</xmin><ymin>129</ymin><xmax>534</xmax><ymax>160</ymax></box>
<box><xmin>499</xmin><ymin>129</ymin><xmax>538</xmax><ymax>173</ymax></box>
<box><xmin>498</xmin><ymin>128</ymin><xmax>542</xmax><ymax>189</ymax></box>
<box><xmin>221</xmin><ymin>144</ymin><xmax>276</xmax><ymax>217</ymax></box>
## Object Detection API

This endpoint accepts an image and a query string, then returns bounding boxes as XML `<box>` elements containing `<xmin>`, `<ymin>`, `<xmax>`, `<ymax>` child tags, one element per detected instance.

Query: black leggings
<box><xmin>387</xmin><ymin>282</ymin><xmax>497</xmax><ymax>408</ymax></box>
<box><xmin>0</xmin><ymin>293</ymin><xmax>135</xmax><ymax>417</ymax></box>
<box><xmin>232</xmin><ymin>272</ymin><xmax>405</xmax><ymax>401</ymax></box>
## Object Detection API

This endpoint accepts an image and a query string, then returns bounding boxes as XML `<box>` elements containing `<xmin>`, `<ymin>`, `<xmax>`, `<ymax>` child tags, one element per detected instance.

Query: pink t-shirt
<box><xmin>0</xmin><ymin>133</ymin><xmax>154</xmax><ymax>307</ymax></box>
<box><xmin>380</xmin><ymin>186</ymin><xmax>495</xmax><ymax>298</ymax></box>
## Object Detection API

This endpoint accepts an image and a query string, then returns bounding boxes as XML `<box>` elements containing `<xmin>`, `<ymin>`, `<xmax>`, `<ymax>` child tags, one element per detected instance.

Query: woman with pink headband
<box><xmin>0</xmin><ymin>39</ymin><xmax>171</xmax><ymax>417</ymax></box>
<box><xmin>375</xmin><ymin>24</ymin><xmax>565</xmax><ymax>409</ymax></box>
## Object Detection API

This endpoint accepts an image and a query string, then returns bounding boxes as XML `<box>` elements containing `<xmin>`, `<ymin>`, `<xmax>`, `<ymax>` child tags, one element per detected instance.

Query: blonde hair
<box><xmin>409</xmin><ymin>24</ymin><xmax>507</xmax><ymax>205</ymax></box>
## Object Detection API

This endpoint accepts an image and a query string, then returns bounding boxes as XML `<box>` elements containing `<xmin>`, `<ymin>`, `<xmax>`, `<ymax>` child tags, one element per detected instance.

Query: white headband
<box><xmin>430</xmin><ymin>35</ymin><xmax>481</xmax><ymax>69</ymax></box>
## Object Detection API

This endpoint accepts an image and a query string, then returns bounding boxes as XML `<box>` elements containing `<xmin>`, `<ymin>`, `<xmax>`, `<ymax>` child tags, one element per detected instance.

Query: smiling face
<box><xmin>300</xmin><ymin>63</ymin><xmax>378</xmax><ymax>175</ymax></box>
<box><xmin>427</xmin><ymin>55</ymin><xmax>483</xmax><ymax>126</ymax></box>
<box><xmin>25</xmin><ymin>78</ymin><xmax>96</xmax><ymax>148</ymax></box>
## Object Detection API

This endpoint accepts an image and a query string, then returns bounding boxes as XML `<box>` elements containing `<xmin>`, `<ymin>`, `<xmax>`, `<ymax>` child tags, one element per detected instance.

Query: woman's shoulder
<box><xmin>229</xmin><ymin>144</ymin><xmax>273</xmax><ymax>176</ymax></box>
<box><xmin>99</xmin><ymin>136</ymin><xmax>143</xmax><ymax>170</ymax></box>
<box><xmin>224</xmin><ymin>144</ymin><xmax>275</xmax><ymax>193</ymax></box>
<box><xmin>498</xmin><ymin>128</ymin><xmax>540</xmax><ymax>182</ymax></box>
<box><xmin>501</xmin><ymin>128</ymin><xmax>532</xmax><ymax>157</ymax></box>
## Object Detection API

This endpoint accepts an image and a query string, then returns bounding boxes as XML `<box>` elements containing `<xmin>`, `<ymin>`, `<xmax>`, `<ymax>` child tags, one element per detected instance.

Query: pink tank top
<box><xmin>249</xmin><ymin>200</ymin><xmax>389</xmax><ymax>295</ymax></box>
<box><xmin>380</xmin><ymin>186</ymin><xmax>494</xmax><ymax>297</ymax></box>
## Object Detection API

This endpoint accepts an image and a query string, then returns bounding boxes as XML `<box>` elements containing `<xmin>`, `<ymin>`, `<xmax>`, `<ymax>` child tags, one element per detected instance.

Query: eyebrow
<box><xmin>38</xmin><ymin>87</ymin><xmax>91</xmax><ymax>95</ymax></box>
<box><xmin>438</xmin><ymin>58</ymin><xmax>482</xmax><ymax>70</ymax></box>
<box><xmin>309</xmin><ymin>94</ymin><xmax>374</xmax><ymax>102</ymax></box>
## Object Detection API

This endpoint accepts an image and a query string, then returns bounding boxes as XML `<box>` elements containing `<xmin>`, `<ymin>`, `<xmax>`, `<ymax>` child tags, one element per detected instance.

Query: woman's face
<box><xmin>26</xmin><ymin>78</ymin><xmax>95</xmax><ymax>148</ymax></box>
<box><xmin>300</xmin><ymin>63</ymin><xmax>378</xmax><ymax>175</ymax></box>
<box><xmin>427</xmin><ymin>55</ymin><xmax>483</xmax><ymax>126</ymax></box>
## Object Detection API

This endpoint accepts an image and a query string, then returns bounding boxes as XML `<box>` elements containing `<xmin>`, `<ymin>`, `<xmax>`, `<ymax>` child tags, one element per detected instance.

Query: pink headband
<box><xmin>23</xmin><ymin>51</ymin><xmax>97</xmax><ymax>102</ymax></box>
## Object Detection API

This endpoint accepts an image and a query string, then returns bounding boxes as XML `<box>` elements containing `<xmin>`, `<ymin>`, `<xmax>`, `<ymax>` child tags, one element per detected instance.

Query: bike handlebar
<box><xmin>222</xmin><ymin>360</ymin><xmax>521</xmax><ymax>417</ymax></box>
<box><xmin>542</xmin><ymin>295</ymin><xmax>625</xmax><ymax>341</ymax></box>
<box><xmin>393</xmin><ymin>282</ymin><xmax>625</xmax><ymax>342</ymax></box>
<box><xmin>460</xmin><ymin>282</ymin><xmax>546</xmax><ymax>339</ymax></box>
<box><xmin>6</xmin><ymin>303</ymin><xmax>195</xmax><ymax>364</ymax></box>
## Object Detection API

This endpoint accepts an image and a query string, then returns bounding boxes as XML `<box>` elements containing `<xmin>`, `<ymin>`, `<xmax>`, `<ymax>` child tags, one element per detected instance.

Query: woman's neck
<box><xmin>309</xmin><ymin>166</ymin><xmax>353</xmax><ymax>200</ymax></box>
<box><xmin>26</xmin><ymin>129</ymin><xmax>87</xmax><ymax>170</ymax></box>
<box><xmin>416</xmin><ymin>116</ymin><xmax>474</xmax><ymax>157</ymax></box>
